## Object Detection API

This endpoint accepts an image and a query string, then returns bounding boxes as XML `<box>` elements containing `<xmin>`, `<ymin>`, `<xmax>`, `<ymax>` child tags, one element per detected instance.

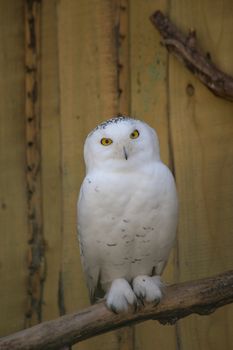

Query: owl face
<box><xmin>84</xmin><ymin>116</ymin><xmax>160</xmax><ymax>173</ymax></box>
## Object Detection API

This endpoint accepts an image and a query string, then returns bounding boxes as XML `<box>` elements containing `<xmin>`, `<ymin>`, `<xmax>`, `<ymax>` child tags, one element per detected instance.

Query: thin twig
<box><xmin>150</xmin><ymin>10</ymin><xmax>233</xmax><ymax>102</ymax></box>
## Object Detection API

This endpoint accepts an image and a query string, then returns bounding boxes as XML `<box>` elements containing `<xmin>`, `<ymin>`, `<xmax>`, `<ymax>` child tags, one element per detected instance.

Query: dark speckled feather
<box><xmin>88</xmin><ymin>114</ymin><xmax>133</xmax><ymax>136</ymax></box>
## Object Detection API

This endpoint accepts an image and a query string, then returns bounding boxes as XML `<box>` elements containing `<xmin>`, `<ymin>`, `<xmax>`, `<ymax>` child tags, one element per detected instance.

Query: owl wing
<box><xmin>154</xmin><ymin>260</ymin><xmax>167</xmax><ymax>276</ymax></box>
<box><xmin>151</xmin><ymin>163</ymin><xmax>178</xmax><ymax>277</ymax></box>
<box><xmin>77</xmin><ymin>229</ymin><xmax>104</xmax><ymax>303</ymax></box>
<box><xmin>77</xmin><ymin>184</ymin><xmax>104</xmax><ymax>303</ymax></box>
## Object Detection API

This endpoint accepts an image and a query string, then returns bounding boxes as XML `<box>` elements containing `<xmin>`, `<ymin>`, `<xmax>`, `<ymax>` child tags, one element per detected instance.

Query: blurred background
<box><xmin>0</xmin><ymin>1</ymin><xmax>233</xmax><ymax>349</ymax></box>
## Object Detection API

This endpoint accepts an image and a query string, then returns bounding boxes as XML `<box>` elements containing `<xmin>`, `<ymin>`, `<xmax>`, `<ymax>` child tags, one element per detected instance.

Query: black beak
<box><xmin>123</xmin><ymin>146</ymin><xmax>128</xmax><ymax>160</ymax></box>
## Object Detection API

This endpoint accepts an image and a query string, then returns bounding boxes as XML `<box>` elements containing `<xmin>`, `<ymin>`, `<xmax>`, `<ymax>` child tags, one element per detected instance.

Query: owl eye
<box><xmin>100</xmin><ymin>137</ymin><xmax>113</xmax><ymax>146</ymax></box>
<box><xmin>130</xmin><ymin>129</ymin><xmax>140</xmax><ymax>139</ymax></box>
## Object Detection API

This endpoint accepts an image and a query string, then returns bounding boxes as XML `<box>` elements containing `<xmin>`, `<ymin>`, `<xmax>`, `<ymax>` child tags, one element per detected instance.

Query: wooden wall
<box><xmin>0</xmin><ymin>1</ymin><xmax>233</xmax><ymax>349</ymax></box>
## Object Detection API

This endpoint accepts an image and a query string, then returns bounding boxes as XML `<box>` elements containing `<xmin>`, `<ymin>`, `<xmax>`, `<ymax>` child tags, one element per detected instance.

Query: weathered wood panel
<box><xmin>41</xmin><ymin>0</ymin><xmax>63</xmax><ymax>321</ymax></box>
<box><xmin>56</xmin><ymin>1</ymin><xmax>122</xmax><ymax>349</ymax></box>
<box><xmin>25</xmin><ymin>0</ymin><xmax>45</xmax><ymax>328</ymax></box>
<box><xmin>129</xmin><ymin>1</ymin><xmax>177</xmax><ymax>349</ymax></box>
<box><xmin>117</xmin><ymin>0</ymin><xmax>130</xmax><ymax>115</ymax></box>
<box><xmin>169</xmin><ymin>1</ymin><xmax>233</xmax><ymax>349</ymax></box>
<box><xmin>0</xmin><ymin>0</ymin><xmax>27</xmax><ymax>336</ymax></box>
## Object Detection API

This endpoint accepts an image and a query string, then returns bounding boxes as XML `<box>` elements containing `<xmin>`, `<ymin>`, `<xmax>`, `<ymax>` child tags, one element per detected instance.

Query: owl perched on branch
<box><xmin>77</xmin><ymin>116</ymin><xmax>178</xmax><ymax>313</ymax></box>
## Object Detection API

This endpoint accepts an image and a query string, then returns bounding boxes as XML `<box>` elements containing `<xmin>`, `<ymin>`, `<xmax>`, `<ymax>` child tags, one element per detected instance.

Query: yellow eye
<box><xmin>130</xmin><ymin>129</ymin><xmax>140</xmax><ymax>139</ymax></box>
<box><xmin>100</xmin><ymin>137</ymin><xmax>113</xmax><ymax>146</ymax></box>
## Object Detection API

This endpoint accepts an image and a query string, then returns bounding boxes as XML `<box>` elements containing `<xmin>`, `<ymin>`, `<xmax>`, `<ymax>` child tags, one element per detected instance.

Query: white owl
<box><xmin>77</xmin><ymin>116</ymin><xmax>178</xmax><ymax>313</ymax></box>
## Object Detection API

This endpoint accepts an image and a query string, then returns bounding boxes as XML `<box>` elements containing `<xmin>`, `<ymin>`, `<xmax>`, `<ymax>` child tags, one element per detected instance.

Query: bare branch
<box><xmin>150</xmin><ymin>10</ymin><xmax>233</xmax><ymax>102</ymax></box>
<box><xmin>0</xmin><ymin>270</ymin><xmax>233</xmax><ymax>349</ymax></box>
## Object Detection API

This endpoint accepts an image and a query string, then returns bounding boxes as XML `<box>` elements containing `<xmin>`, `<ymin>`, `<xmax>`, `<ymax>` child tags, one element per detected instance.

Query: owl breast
<box><xmin>78</xmin><ymin>161</ymin><xmax>178</xmax><ymax>293</ymax></box>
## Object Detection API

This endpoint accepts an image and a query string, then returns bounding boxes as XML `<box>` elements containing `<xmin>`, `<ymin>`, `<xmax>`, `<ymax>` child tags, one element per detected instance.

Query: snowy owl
<box><xmin>77</xmin><ymin>115</ymin><xmax>178</xmax><ymax>313</ymax></box>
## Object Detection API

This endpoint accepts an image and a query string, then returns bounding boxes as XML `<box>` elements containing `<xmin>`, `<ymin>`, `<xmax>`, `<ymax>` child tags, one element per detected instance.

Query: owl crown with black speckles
<box><xmin>92</xmin><ymin>114</ymin><xmax>133</xmax><ymax>133</ymax></box>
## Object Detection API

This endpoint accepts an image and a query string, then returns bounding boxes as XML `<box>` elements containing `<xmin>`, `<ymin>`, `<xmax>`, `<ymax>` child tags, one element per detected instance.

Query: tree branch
<box><xmin>150</xmin><ymin>10</ymin><xmax>233</xmax><ymax>102</ymax></box>
<box><xmin>0</xmin><ymin>270</ymin><xmax>233</xmax><ymax>349</ymax></box>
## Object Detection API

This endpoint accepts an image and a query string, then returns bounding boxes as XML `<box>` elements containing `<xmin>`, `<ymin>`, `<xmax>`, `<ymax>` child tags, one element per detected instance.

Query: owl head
<box><xmin>84</xmin><ymin>115</ymin><xmax>161</xmax><ymax>173</ymax></box>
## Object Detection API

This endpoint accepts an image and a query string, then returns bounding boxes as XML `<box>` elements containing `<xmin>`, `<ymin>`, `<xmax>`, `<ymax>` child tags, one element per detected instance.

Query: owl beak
<box><xmin>123</xmin><ymin>146</ymin><xmax>128</xmax><ymax>160</ymax></box>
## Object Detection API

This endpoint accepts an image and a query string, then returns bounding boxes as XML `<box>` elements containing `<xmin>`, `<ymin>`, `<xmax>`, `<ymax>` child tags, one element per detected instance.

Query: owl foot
<box><xmin>106</xmin><ymin>278</ymin><xmax>137</xmax><ymax>313</ymax></box>
<box><xmin>132</xmin><ymin>275</ymin><xmax>163</xmax><ymax>304</ymax></box>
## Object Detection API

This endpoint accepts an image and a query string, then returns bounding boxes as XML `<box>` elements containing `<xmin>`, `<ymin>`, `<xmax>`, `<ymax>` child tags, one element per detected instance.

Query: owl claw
<box><xmin>132</xmin><ymin>275</ymin><xmax>163</xmax><ymax>304</ymax></box>
<box><xmin>109</xmin><ymin>304</ymin><xmax>118</xmax><ymax>314</ymax></box>
<box><xmin>133</xmin><ymin>299</ymin><xmax>138</xmax><ymax>312</ymax></box>
<box><xmin>137</xmin><ymin>295</ymin><xmax>145</xmax><ymax>306</ymax></box>
<box><xmin>106</xmin><ymin>278</ymin><xmax>137</xmax><ymax>313</ymax></box>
